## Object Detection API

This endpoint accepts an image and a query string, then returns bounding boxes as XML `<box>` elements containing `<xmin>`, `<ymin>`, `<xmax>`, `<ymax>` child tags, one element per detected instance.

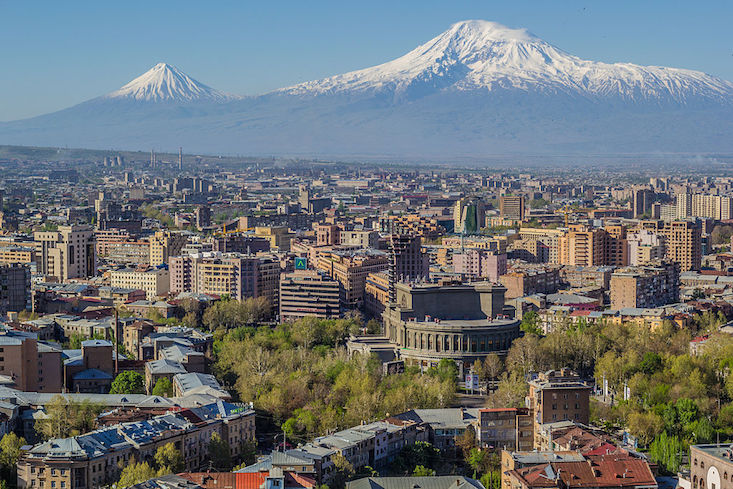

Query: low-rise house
<box><xmin>145</xmin><ymin>359</ymin><xmax>187</xmax><ymax>393</ymax></box>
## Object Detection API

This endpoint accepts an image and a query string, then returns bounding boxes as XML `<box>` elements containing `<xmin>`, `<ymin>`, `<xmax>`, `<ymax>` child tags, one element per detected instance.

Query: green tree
<box><xmin>0</xmin><ymin>432</ymin><xmax>26</xmax><ymax>484</ymax></box>
<box><xmin>110</xmin><ymin>371</ymin><xmax>145</xmax><ymax>394</ymax></box>
<box><xmin>413</xmin><ymin>465</ymin><xmax>436</xmax><ymax>476</ymax></box>
<box><xmin>519</xmin><ymin>311</ymin><xmax>543</xmax><ymax>336</ymax></box>
<box><xmin>36</xmin><ymin>395</ymin><xmax>72</xmax><ymax>440</ymax></box>
<box><xmin>649</xmin><ymin>432</ymin><xmax>684</xmax><ymax>474</ymax></box>
<box><xmin>477</xmin><ymin>354</ymin><xmax>503</xmax><ymax>383</ymax></box>
<box><xmin>480</xmin><ymin>471</ymin><xmax>501</xmax><ymax>489</ymax></box>
<box><xmin>154</xmin><ymin>442</ymin><xmax>184</xmax><ymax>473</ymax></box>
<box><xmin>627</xmin><ymin>411</ymin><xmax>664</xmax><ymax>447</ymax></box>
<box><xmin>331</xmin><ymin>453</ymin><xmax>355</xmax><ymax>489</ymax></box>
<box><xmin>208</xmin><ymin>432</ymin><xmax>232</xmax><ymax>470</ymax></box>
<box><xmin>117</xmin><ymin>461</ymin><xmax>158</xmax><ymax>488</ymax></box>
<box><xmin>391</xmin><ymin>442</ymin><xmax>440</xmax><ymax>476</ymax></box>
<box><xmin>486</xmin><ymin>372</ymin><xmax>528</xmax><ymax>408</ymax></box>
<box><xmin>365</xmin><ymin>319</ymin><xmax>381</xmax><ymax>335</ymax></box>
<box><xmin>0</xmin><ymin>432</ymin><xmax>26</xmax><ymax>468</ymax></box>
<box><xmin>467</xmin><ymin>448</ymin><xmax>486</xmax><ymax>478</ymax></box>
<box><xmin>427</xmin><ymin>359</ymin><xmax>458</xmax><ymax>383</ymax></box>
<box><xmin>152</xmin><ymin>377</ymin><xmax>173</xmax><ymax>397</ymax></box>
<box><xmin>506</xmin><ymin>334</ymin><xmax>544</xmax><ymax>375</ymax></box>
<box><xmin>239</xmin><ymin>438</ymin><xmax>258</xmax><ymax>466</ymax></box>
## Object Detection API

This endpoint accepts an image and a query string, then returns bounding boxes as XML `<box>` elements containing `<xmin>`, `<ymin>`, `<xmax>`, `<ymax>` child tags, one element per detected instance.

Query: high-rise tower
<box><xmin>178</xmin><ymin>147</ymin><xmax>183</xmax><ymax>171</ymax></box>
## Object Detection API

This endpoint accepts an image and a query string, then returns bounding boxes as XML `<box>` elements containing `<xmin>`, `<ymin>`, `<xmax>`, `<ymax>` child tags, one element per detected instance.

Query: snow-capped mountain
<box><xmin>105</xmin><ymin>62</ymin><xmax>230</xmax><ymax>102</ymax></box>
<box><xmin>1</xmin><ymin>20</ymin><xmax>732</xmax><ymax>158</ymax></box>
<box><xmin>283</xmin><ymin>20</ymin><xmax>733</xmax><ymax>104</ymax></box>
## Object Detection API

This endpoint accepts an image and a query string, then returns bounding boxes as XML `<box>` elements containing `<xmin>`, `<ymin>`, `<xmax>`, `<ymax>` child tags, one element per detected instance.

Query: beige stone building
<box><xmin>110</xmin><ymin>266</ymin><xmax>170</xmax><ymax>300</ymax></box>
<box><xmin>34</xmin><ymin>225</ymin><xmax>96</xmax><ymax>281</ymax></box>
<box><xmin>149</xmin><ymin>230</ymin><xmax>188</xmax><ymax>267</ymax></box>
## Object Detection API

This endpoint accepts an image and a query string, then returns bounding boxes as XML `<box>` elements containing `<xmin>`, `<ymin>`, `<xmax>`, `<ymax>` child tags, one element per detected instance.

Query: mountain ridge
<box><xmin>1</xmin><ymin>20</ymin><xmax>732</xmax><ymax>157</ymax></box>
<box><xmin>278</xmin><ymin>20</ymin><xmax>733</xmax><ymax>104</ymax></box>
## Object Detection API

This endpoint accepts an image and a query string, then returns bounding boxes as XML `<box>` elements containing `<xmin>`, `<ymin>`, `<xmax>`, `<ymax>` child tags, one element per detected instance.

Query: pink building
<box><xmin>453</xmin><ymin>249</ymin><xmax>507</xmax><ymax>282</ymax></box>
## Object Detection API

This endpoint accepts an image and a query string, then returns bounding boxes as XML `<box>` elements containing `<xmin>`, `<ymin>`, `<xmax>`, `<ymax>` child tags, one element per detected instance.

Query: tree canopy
<box><xmin>110</xmin><ymin>371</ymin><xmax>146</xmax><ymax>395</ymax></box>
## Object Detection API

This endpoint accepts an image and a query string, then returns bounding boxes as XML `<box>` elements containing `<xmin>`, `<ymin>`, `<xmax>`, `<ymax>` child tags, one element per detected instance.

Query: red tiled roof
<box><xmin>509</xmin><ymin>458</ymin><xmax>656</xmax><ymax>489</ymax></box>
<box><xmin>236</xmin><ymin>472</ymin><xmax>268</xmax><ymax>489</ymax></box>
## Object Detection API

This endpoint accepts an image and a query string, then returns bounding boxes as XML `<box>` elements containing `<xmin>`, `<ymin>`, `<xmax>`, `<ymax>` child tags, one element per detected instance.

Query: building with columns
<box><xmin>381</xmin><ymin>281</ymin><xmax>520</xmax><ymax>371</ymax></box>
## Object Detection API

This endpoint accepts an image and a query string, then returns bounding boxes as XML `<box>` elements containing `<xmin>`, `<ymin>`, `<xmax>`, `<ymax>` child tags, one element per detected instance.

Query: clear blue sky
<box><xmin>1</xmin><ymin>0</ymin><xmax>732</xmax><ymax>121</ymax></box>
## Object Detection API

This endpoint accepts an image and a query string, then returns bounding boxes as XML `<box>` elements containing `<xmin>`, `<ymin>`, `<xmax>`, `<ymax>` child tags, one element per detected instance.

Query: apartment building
<box><xmin>34</xmin><ymin>225</ymin><xmax>96</xmax><ymax>281</ymax></box>
<box><xmin>387</xmin><ymin>234</ymin><xmax>430</xmax><ymax>290</ymax></box>
<box><xmin>638</xmin><ymin>220</ymin><xmax>702</xmax><ymax>271</ymax></box>
<box><xmin>500</xmin><ymin>195</ymin><xmax>525</xmax><ymax>221</ymax></box>
<box><xmin>516</xmin><ymin>228</ymin><xmax>564</xmax><ymax>263</ymax></box>
<box><xmin>212</xmin><ymin>234</ymin><xmax>271</xmax><ymax>254</ymax></box>
<box><xmin>17</xmin><ymin>401</ymin><xmax>255</xmax><ymax>489</ymax></box>
<box><xmin>0</xmin><ymin>330</ymin><xmax>63</xmax><ymax>392</ymax></box>
<box><xmin>505</xmin><ymin>455</ymin><xmax>656</xmax><ymax>489</ymax></box>
<box><xmin>94</xmin><ymin>228</ymin><xmax>133</xmax><ymax>255</ymax></box>
<box><xmin>454</xmin><ymin>197</ymin><xmax>486</xmax><ymax>233</ymax></box>
<box><xmin>103</xmin><ymin>240</ymin><xmax>151</xmax><ymax>265</ymax></box>
<box><xmin>254</xmin><ymin>226</ymin><xmax>294</xmax><ymax>252</ymax></box>
<box><xmin>443</xmin><ymin>235</ymin><xmax>510</xmax><ymax>254</ymax></box>
<box><xmin>0</xmin><ymin>263</ymin><xmax>31</xmax><ymax>313</ymax></box>
<box><xmin>677</xmin><ymin>193</ymin><xmax>733</xmax><ymax>221</ymax></box>
<box><xmin>453</xmin><ymin>249</ymin><xmax>507</xmax><ymax>282</ymax></box>
<box><xmin>379</xmin><ymin>215</ymin><xmax>445</xmax><ymax>241</ymax></box>
<box><xmin>0</xmin><ymin>246</ymin><xmax>35</xmax><ymax>266</ymax></box>
<box><xmin>627</xmin><ymin>229</ymin><xmax>665</xmax><ymax>266</ymax></box>
<box><xmin>170</xmin><ymin>252</ymin><xmax>280</xmax><ymax>313</ymax></box>
<box><xmin>500</xmin><ymin>265</ymin><xmax>561</xmax><ymax>299</ymax></box>
<box><xmin>476</xmin><ymin>408</ymin><xmax>534</xmax><ymax>451</ymax></box>
<box><xmin>526</xmin><ymin>369</ymin><xmax>591</xmax><ymax>450</ymax></box>
<box><xmin>316</xmin><ymin>224</ymin><xmax>341</xmax><ymax>246</ymax></box>
<box><xmin>364</xmin><ymin>272</ymin><xmax>390</xmax><ymax>318</ymax></box>
<box><xmin>609</xmin><ymin>262</ymin><xmax>680</xmax><ymax>309</ymax></box>
<box><xmin>110</xmin><ymin>266</ymin><xmax>170</xmax><ymax>300</ymax></box>
<box><xmin>338</xmin><ymin>230</ymin><xmax>379</xmax><ymax>249</ymax></box>
<box><xmin>149</xmin><ymin>230</ymin><xmax>188</xmax><ymax>267</ymax></box>
<box><xmin>279</xmin><ymin>270</ymin><xmax>341</xmax><ymax>321</ymax></box>
<box><xmin>316</xmin><ymin>250</ymin><xmax>389</xmax><ymax>309</ymax></box>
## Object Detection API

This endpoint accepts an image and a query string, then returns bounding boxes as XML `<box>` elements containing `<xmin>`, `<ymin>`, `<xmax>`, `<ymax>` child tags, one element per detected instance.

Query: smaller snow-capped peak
<box><xmin>107</xmin><ymin>63</ymin><xmax>229</xmax><ymax>102</ymax></box>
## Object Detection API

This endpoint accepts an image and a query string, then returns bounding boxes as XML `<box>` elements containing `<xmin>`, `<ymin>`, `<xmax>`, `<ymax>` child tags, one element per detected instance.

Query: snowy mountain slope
<box><xmin>281</xmin><ymin>20</ymin><xmax>733</xmax><ymax>104</ymax></box>
<box><xmin>1</xmin><ymin>20</ymin><xmax>732</xmax><ymax>157</ymax></box>
<box><xmin>105</xmin><ymin>62</ymin><xmax>231</xmax><ymax>102</ymax></box>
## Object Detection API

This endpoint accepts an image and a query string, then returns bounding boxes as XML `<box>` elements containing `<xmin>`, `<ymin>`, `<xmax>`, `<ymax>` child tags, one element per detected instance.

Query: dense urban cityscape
<box><xmin>0</xmin><ymin>148</ymin><xmax>727</xmax><ymax>489</ymax></box>
<box><xmin>2</xmin><ymin>2</ymin><xmax>733</xmax><ymax>489</ymax></box>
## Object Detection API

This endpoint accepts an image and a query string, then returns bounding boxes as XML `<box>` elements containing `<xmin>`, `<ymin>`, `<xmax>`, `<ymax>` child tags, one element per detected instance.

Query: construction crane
<box><xmin>556</xmin><ymin>205</ymin><xmax>597</xmax><ymax>227</ymax></box>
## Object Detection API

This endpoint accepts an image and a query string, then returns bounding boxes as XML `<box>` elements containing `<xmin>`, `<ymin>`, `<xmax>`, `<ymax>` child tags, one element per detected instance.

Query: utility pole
<box><xmin>114</xmin><ymin>309</ymin><xmax>119</xmax><ymax>374</ymax></box>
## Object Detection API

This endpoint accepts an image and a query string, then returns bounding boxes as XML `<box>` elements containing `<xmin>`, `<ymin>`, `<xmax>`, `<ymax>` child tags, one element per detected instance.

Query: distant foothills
<box><xmin>1</xmin><ymin>20</ymin><xmax>733</xmax><ymax>158</ymax></box>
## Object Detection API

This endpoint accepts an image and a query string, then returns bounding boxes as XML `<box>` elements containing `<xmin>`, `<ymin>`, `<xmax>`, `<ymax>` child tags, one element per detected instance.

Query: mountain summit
<box><xmin>1</xmin><ymin>20</ymin><xmax>732</xmax><ymax>157</ymax></box>
<box><xmin>283</xmin><ymin>20</ymin><xmax>733</xmax><ymax>104</ymax></box>
<box><xmin>106</xmin><ymin>63</ymin><xmax>229</xmax><ymax>102</ymax></box>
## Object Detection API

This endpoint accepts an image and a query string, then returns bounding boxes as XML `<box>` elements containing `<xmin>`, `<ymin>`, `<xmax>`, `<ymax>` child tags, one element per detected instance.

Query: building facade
<box><xmin>279</xmin><ymin>270</ymin><xmax>341</xmax><ymax>321</ymax></box>
<box><xmin>34</xmin><ymin>225</ymin><xmax>96</xmax><ymax>281</ymax></box>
